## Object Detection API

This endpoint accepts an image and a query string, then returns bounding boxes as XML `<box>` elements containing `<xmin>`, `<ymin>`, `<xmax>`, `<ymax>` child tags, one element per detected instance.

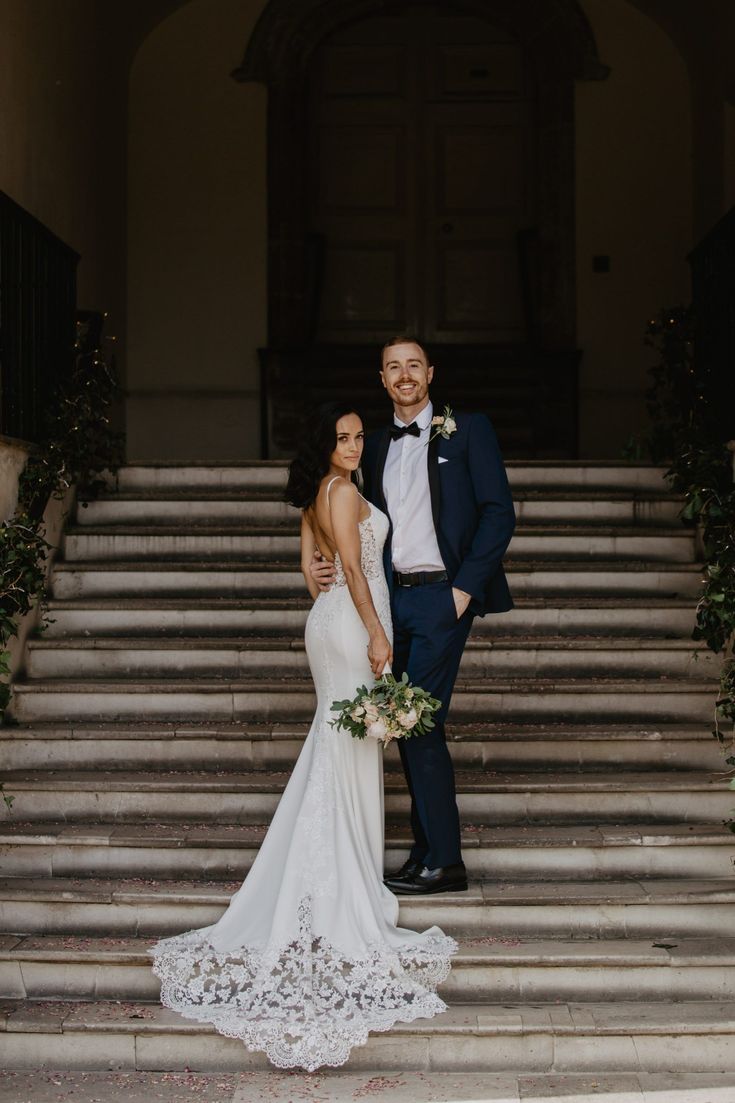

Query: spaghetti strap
<box><xmin>325</xmin><ymin>475</ymin><xmax>343</xmax><ymax>501</ymax></box>
<box><xmin>326</xmin><ymin>476</ymin><xmax>370</xmax><ymax>513</ymax></box>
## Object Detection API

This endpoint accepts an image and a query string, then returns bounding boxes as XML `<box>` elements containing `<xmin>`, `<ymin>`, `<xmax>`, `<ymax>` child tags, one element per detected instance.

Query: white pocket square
<box><xmin>438</xmin><ymin>456</ymin><xmax>449</xmax><ymax>464</ymax></box>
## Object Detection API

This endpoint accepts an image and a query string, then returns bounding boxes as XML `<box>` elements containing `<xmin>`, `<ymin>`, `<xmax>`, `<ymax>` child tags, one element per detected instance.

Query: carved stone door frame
<box><xmin>233</xmin><ymin>0</ymin><xmax>608</xmax><ymax>350</ymax></box>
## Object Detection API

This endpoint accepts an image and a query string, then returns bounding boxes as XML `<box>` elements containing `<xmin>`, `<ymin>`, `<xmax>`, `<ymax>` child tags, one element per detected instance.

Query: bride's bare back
<box><xmin>306</xmin><ymin>475</ymin><xmax>370</xmax><ymax>561</ymax></box>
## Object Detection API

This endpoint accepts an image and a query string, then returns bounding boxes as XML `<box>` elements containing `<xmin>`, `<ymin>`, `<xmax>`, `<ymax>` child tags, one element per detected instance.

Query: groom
<box><xmin>314</xmin><ymin>336</ymin><xmax>515</xmax><ymax>894</ymax></box>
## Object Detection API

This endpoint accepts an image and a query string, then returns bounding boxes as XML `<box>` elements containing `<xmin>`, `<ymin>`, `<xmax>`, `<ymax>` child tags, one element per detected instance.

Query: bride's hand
<box><xmin>368</xmin><ymin>628</ymin><xmax>393</xmax><ymax>677</ymax></box>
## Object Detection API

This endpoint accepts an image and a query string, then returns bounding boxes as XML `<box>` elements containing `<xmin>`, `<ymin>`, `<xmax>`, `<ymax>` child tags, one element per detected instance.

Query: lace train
<box><xmin>150</xmin><ymin>897</ymin><xmax>457</xmax><ymax>1071</ymax></box>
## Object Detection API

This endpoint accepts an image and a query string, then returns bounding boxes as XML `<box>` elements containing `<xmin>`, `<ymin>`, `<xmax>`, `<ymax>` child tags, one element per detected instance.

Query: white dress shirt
<box><xmin>383</xmin><ymin>401</ymin><xmax>445</xmax><ymax>573</ymax></box>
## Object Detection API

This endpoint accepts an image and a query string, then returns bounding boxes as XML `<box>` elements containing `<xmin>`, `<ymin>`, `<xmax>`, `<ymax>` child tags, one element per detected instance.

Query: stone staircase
<box><xmin>1</xmin><ymin>461</ymin><xmax>733</xmax><ymax>1077</ymax></box>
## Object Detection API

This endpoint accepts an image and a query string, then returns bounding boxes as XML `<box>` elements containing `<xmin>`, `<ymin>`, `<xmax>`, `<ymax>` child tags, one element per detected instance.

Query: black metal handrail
<box><xmin>688</xmin><ymin>206</ymin><xmax>735</xmax><ymax>440</ymax></box>
<box><xmin>0</xmin><ymin>191</ymin><xmax>79</xmax><ymax>443</ymax></box>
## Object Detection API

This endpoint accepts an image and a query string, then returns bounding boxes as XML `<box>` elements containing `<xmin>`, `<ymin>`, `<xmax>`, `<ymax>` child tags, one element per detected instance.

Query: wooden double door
<box><xmin>307</xmin><ymin>5</ymin><xmax>536</xmax><ymax>346</ymax></box>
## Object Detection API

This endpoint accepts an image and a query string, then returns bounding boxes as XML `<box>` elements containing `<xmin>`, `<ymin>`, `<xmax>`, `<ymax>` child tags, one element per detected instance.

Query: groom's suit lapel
<box><xmin>427</xmin><ymin>429</ymin><xmax>441</xmax><ymax>533</ymax></box>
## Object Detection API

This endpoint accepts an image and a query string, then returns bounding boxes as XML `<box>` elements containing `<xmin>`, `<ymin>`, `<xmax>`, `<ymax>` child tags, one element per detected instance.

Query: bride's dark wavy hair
<box><xmin>284</xmin><ymin>401</ymin><xmax>363</xmax><ymax>510</ymax></box>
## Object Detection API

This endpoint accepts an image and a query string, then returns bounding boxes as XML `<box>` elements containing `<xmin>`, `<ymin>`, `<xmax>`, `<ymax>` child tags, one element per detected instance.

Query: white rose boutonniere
<box><xmin>430</xmin><ymin>404</ymin><xmax>457</xmax><ymax>442</ymax></box>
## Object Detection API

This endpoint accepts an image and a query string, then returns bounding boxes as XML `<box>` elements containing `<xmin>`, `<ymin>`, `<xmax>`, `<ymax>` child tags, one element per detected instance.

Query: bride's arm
<box><xmin>300</xmin><ymin>513</ymin><xmax>322</xmax><ymax>601</ymax></box>
<box><xmin>329</xmin><ymin>480</ymin><xmax>392</xmax><ymax>676</ymax></box>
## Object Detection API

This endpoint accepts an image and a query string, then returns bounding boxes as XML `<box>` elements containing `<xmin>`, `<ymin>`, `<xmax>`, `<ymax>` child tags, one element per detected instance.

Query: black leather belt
<box><xmin>393</xmin><ymin>569</ymin><xmax>448</xmax><ymax>587</ymax></box>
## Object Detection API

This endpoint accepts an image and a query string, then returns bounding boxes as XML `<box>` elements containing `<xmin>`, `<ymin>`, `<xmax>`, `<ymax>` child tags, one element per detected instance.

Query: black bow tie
<box><xmin>389</xmin><ymin>421</ymin><xmax>421</xmax><ymax>441</ymax></box>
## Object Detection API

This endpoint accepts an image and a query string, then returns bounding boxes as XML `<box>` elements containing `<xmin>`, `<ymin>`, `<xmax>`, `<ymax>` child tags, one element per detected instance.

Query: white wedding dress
<box><xmin>149</xmin><ymin>492</ymin><xmax>456</xmax><ymax>1070</ymax></box>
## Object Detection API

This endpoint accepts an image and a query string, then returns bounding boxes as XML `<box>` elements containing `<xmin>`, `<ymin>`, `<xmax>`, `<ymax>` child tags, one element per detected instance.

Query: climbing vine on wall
<box><xmin>0</xmin><ymin>312</ymin><xmax>124</xmax><ymax>729</ymax></box>
<box><xmin>630</xmin><ymin>308</ymin><xmax>735</xmax><ymax>816</ymax></box>
<box><xmin>672</xmin><ymin>432</ymin><xmax>735</xmax><ymax>744</ymax></box>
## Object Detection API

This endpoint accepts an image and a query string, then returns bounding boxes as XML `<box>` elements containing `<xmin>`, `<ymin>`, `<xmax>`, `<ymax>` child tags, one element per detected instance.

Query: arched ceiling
<box><xmin>100</xmin><ymin>0</ymin><xmax>184</xmax><ymax>60</ymax></box>
<box><xmin>626</xmin><ymin>0</ymin><xmax>735</xmax><ymax>101</ymax></box>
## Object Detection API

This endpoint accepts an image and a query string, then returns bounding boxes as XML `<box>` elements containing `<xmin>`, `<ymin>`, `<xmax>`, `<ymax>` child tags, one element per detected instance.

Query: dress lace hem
<box><xmin>149</xmin><ymin>896</ymin><xmax>457</xmax><ymax>1071</ymax></box>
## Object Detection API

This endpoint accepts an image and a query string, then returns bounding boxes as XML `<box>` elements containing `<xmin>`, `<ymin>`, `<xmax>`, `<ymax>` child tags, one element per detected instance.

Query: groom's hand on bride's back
<box><xmin>310</xmin><ymin>551</ymin><xmax>336</xmax><ymax>591</ymax></box>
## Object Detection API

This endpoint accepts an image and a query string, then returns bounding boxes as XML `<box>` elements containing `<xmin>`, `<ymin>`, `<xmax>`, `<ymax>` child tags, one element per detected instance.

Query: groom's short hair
<box><xmin>381</xmin><ymin>334</ymin><xmax>430</xmax><ymax>363</ymax></box>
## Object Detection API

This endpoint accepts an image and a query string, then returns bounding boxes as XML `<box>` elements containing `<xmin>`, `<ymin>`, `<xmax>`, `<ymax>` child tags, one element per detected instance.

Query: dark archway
<box><xmin>234</xmin><ymin>0</ymin><xmax>608</xmax><ymax>456</ymax></box>
<box><xmin>234</xmin><ymin>0</ymin><xmax>608</xmax><ymax>84</ymax></box>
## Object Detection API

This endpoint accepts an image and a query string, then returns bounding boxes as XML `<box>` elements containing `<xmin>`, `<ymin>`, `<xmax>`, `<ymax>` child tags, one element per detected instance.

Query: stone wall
<box><xmin>576</xmin><ymin>0</ymin><xmax>692</xmax><ymax>455</ymax></box>
<box><xmin>0</xmin><ymin>436</ymin><xmax>30</xmax><ymax>521</ymax></box>
<box><xmin>0</xmin><ymin>0</ymin><xmax>129</xmax><ymax>399</ymax></box>
<box><xmin>126</xmin><ymin>0</ymin><xmax>267</xmax><ymax>462</ymax></box>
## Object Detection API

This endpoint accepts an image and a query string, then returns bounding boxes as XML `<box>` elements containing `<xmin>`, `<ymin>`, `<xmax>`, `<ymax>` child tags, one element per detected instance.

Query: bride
<box><xmin>149</xmin><ymin>402</ymin><xmax>457</xmax><ymax>1071</ymax></box>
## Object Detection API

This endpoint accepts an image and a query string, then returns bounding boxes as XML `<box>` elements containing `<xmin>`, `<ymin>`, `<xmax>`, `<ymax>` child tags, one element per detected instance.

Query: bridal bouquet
<box><xmin>331</xmin><ymin>672</ymin><xmax>441</xmax><ymax>747</ymax></box>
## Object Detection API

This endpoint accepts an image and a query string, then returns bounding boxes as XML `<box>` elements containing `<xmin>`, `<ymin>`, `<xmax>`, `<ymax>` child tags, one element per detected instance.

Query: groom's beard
<box><xmin>389</xmin><ymin>382</ymin><xmax>430</xmax><ymax>414</ymax></box>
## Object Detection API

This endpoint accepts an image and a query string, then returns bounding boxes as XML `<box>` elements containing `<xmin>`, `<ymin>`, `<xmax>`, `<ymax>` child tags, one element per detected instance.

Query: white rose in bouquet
<box><xmin>363</xmin><ymin>702</ymin><xmax>379</xmax><ymax>724</ymax></box>
<box><xmin>367</xmin><ymin>718</ymin><xmax>388</xmax><ymax>741</ymax></box>
<box><xmin>398</xmin><ymin>707</ymin><xmax>418</xmax><ymax>730</ymax></box>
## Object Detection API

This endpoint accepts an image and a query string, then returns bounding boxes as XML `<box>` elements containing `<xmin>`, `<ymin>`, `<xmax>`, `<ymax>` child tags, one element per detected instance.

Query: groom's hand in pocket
<box><xmin>452</xmin><ymin>587</ymin><xmax>471</xmax><ymax>619</ymax></box>
<box><xmin>310</xmin><ymin>551</ymin><xmax>336</xmax><ymax>592</ymax></box>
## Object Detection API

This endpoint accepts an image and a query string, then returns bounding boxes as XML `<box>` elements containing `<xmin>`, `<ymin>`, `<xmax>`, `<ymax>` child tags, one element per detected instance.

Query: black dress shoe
<box><xmin>390</xmin><ymin>863</ymin><xmax>468</xmax><ymax>896</ymax></box>
<box><xmin>383</xmin><ymin>857</ymin><xmax>424</xmax><ymax>890</ymax></box>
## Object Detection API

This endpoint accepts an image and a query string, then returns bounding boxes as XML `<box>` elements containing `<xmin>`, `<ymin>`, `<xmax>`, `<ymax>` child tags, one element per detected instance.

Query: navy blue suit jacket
<box><xmin>361</xmin><ymin>410</ymin><xmax>515</xmax><ymax>616</ymax></box>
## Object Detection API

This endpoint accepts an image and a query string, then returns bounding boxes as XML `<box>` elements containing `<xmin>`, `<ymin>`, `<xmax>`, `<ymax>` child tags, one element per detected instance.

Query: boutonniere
<box><xmin>429</xmin><ymin>404</ymin><xmax>457</xmax><ymax>442</ymax></box>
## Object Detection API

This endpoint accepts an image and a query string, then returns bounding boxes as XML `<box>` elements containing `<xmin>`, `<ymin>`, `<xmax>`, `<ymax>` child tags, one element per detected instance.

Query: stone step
<box><xmin>23</xmin><ymin>637</ymin><xmax>717</xmax><ymax>681</ymax></box>
<box><xmin>49</xmin><ymin>561</ymin><xmax>705</xmax><ymax>600</ymax></box>
<box><xmin>112</xmin><ymin>462</ymin><xmax>672</xmax><ymax>494</ymax></box>
<box><xmin>3</xmin><ymin>935</ymin><xmax>734</xmax><ymax>1004</ymax></box>
<box><xmin>6</xmin><ymin>677</ymin><xmax>715</xmax><ymax>724</ymax></box>
<box><xmin>76</xmin><ymin>496</ymin><xmax>683</xmax><ymax>528</ymax></box>
<box><xmin>61</xmin><ymin>527</ymin><xmax>697</xmax><ymax>564</ymax></box>
<box><xmin>1</xmin><ymin>821</ymin><xmax>732</xmax><ymax>880</ymax></box>
<box><xmin>3</xmin><ymin>997</ymin><xmax>735</xmax><ymax>1073</ymax></box>
<box><xmin>0</xmin><ymin>769</ymin><xmax>729</xmax><ymax>825</ymax></box>
<box><xmin>3</xmin><ymin>1071</ymin><xmax>735</xmax><ymax>1103</ymax></box>
<box><xmin>92</xmin><ymin>488</ymin><xmax>683</xmax><ymax>505</ymax></box>
<box><xmin>2</xmin><ymin>876</ymin><xmax>734</xmax><ymax>939</ymax></box>
<box><xmin>40</xmin><ymin>598</ymin><xmax>699</xmax><ymax>639</ymax></box>
<box><xmin>11</xmin><ymin>460</ymin><xmax>722</xmax><ymax>1084</ymax></box>
<box><xmin>0</xmin><ymin>722</ymin><xmax>723</xmax><ymax>772</ymax></box>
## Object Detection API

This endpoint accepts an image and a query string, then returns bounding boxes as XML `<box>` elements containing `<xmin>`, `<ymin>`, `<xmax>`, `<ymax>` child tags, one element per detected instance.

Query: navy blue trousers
<box><xmin>391</xmin><ymin>579</ymin><xmax>474</xmax><ymax>869</ymax></box>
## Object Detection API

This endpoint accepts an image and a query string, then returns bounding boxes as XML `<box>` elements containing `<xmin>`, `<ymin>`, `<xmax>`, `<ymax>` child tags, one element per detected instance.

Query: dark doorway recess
<box><xmin>688</xmin><ymin>206</ymin><xmax>735</xmax><ymax>441</ymax></box>
<box><xmin>0</xmin><ymin>191</ymin><xmax>79</xmax><ymax>444</ymax></box>
<box><xmin>234</xmin><ymin>0</ymin><xmax>608</xmax><ymax>458</ymax></box>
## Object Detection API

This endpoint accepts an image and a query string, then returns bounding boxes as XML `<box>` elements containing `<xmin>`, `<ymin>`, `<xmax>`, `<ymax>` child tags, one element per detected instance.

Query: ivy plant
<box><xmin>0</xmin><ymin>312</ymin><xmax>123</xmax><ymax>728</ymax></box>
<box><xmin>629</xmin><ymin>307</ymin><xmax>735</xmax><ymax>820</ymax></box>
